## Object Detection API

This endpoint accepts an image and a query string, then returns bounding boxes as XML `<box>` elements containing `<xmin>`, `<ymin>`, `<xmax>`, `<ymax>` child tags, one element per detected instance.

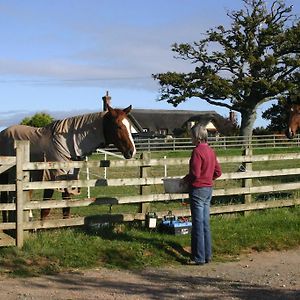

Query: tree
<box><xmin>20</xmin><ymin>112</ymin><xmax>54</xmax><ymax>127</ymax></box>
<box><xmin>252</xmin><ymin>126</ymin><xmax>271</xmax><ymax>135</ymax></box>
<box><xmin>262</xmin><ymin>85</ymin><xmax>300</xmax><ymax>132</ymax></box>
<box><xmin>262</xmin><ymin>100</ymin><xmax>287</xmax><ymax>132</ymax></box>
<box><xmin>153</xmin><ymin>0</ymin><xmax>300</xmax><ymax>138</ymax></box>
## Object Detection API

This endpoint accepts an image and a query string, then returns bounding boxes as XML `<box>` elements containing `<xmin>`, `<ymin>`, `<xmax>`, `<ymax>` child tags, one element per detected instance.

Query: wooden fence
<box><xmin>1</xmin><ymin>140</ymin><xmax>300</xmax><ymax>248</ymax></box>
<box><xmin>127</xmin><ymin>134</ymin><xmax>300</xmax><ymax>152</ymax></box>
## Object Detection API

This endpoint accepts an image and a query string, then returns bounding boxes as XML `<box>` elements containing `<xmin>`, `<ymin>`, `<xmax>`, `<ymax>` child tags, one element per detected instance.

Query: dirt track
<box><xmin>0</xmin><ymin>248</ymin><xmax>299</xmax><ymax>299</ymax></box>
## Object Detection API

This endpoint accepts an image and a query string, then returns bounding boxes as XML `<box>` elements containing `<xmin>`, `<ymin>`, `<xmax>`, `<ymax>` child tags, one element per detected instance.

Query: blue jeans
<box><xmin>190</xmin><ymin>187</ymin><xmax>212</xmax><ymax>263</ymax></box>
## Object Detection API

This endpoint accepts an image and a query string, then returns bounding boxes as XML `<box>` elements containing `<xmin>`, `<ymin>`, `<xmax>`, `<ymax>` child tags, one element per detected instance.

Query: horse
<box><xmin>286</xmin><ymin>104</ymin><xmax>300</xmax><ymax>139</ymax></box>
<box><xmin>0</xmin><ymin>104</ymin><xmax>136</xmax><ymax>221</ymax></box>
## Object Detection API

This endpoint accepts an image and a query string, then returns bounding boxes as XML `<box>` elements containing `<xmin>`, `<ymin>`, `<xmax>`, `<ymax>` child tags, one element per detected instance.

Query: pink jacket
<box><xmin>184</xmin><ymin>143</ymin><xmax>222</xmax><ymax>188</ymax></box>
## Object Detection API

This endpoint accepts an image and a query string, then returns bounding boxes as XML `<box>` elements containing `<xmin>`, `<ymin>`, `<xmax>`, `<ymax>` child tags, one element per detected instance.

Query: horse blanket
<box><xmin>0</xmin><ymin>112</ymin><xmax>107</xmax><ymax>185</ymax></box>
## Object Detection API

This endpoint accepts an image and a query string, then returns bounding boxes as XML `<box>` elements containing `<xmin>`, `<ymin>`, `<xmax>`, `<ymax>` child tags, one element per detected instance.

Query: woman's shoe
<box><xmin>186</xmin><ymin>259</ymin><xmax>205</xmax><ymax>266</ymax></box>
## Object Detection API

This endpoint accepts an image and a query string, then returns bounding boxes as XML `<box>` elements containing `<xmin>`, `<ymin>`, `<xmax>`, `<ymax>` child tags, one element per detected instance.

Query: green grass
<box><xmin>0</xmin><ymin>206</ymin><xmax>299</xmax><ymax>276</ymax></box>
<box><xmin>1</xmin><ymin>147</ymin><xmax>300</xmax><ymax>276</ymax></box>
<box><xmin>212</xmin><ymin>207</ymin><xmax>300</xmax><ymax>257</ymax></box>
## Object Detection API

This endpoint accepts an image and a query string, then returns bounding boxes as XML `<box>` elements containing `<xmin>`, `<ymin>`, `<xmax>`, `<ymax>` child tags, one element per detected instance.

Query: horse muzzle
<box><xmin>123</xmin><ymin>149</ymin><xmax>135</xmax><ymax>159</ymax></box>
<box><xmin>286</xmin><ymin>129</ymin><xmax>294</xmax><ymax>139</ymax></box>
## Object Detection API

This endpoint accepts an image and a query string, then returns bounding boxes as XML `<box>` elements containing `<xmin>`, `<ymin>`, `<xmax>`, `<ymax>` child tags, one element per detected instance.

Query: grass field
<box><xmin>33</xmin><ymin>146</ymin><xmax>300</xmax><ymax>217</ymax></box>
<box><xmin>0</xmin><ymin>206</ymin><xmax>299</xmax><ymax>276</ymax></box>
<box><xmin>1</xmin><ymin>147</ymin><xmax>300</xmax><ymax>276</ymax></box>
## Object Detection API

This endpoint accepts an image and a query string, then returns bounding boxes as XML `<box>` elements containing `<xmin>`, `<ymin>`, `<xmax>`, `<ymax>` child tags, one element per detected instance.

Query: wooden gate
<box><xmin>0</xmin><ymin>153</ymin><xmax>17</xmax><ymax>247</ymax></box>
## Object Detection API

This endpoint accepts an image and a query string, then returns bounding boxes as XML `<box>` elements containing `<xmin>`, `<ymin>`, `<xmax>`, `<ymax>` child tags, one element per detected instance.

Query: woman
<box><xmin>183</xmin><ymin>124</ymin><xmax>222</xmax><ymax>265</ymax></box>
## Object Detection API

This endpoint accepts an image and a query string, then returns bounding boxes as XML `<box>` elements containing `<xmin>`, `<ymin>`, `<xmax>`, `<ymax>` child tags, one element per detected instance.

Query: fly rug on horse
<box><xmin>0</xmin><ymin>104</ymin><xmax>136</xmax><ymax>221</ymax></box>
<box><xmin>286</xmin><ymin>104</ymin><xmax>300</xmax><ymax>139</ymax></box>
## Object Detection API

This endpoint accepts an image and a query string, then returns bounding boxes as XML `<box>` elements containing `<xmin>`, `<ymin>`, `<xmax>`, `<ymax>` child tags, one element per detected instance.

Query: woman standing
<box><xmin>183</xmin><ymin>124</ymin><xmax>222</xmax><ymax>265</ymax></box>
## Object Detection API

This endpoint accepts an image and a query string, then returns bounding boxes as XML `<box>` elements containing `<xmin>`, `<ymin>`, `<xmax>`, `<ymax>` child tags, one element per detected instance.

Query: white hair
<box><xmin>191</xmin><ymin>124</ymin><xmax>208</xmax><ymax>143</ymax></box>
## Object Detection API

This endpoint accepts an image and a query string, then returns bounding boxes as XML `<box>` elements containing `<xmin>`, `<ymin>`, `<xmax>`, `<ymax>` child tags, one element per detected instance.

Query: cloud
<box><xmin>0</xmin><ymin>8</ymin><xmax>201</xmax><ymax>91</ymax></box>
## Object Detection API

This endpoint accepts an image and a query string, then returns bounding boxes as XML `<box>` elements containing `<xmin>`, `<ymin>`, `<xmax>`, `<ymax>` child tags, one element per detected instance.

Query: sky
<box><xmin>0</xmin><ymin>0</ymin><xmax>299</xmax><ymax>131</ymax></box>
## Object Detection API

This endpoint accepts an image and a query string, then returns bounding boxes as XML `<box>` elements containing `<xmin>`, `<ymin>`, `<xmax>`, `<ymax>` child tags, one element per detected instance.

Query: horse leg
<box><xmin>41</xmin><ymin>189</ymin><xmax>54</xmax><ymax>220</ymax></box>
<box><xmin>62</xmin><ymin>190</ymin><xmax>71</xmax><ymax>219</ymax></box>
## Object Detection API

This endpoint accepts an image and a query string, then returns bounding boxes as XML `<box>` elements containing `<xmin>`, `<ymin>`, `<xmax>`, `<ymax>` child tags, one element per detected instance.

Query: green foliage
<box><xmin>153</xmin><ymin>0</ymin><xmax>300</xmax><ymax>137</ymax></box>
<box><xmin>262</xmin><ymin>83</ymin><xmax>300</xmax><ymax>133</ymax></box>
<box><xmin>262</xmin><ymin>101</ymin><xmax>288</xmax><ymax>132</ymax></box>
<box><xmin>252</xmin><ymin>126</ymin><xmax>272</xmax><ymax>135</ymax></box>
<box><xmin>20</xmin><ymin>112</ymin><xmax>54</xmax><ymax>127</ymax></box>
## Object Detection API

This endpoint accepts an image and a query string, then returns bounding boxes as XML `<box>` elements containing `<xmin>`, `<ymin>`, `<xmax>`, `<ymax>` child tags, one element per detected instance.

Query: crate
<box><xmin>160</xmin><ymin>220</ymin><xmax>192</xmax><ymax>235</ymax></box>
<box><xmin>163</xmin><ymin>178</ymin><xmax>189</xmax><ymax>193</ymax></box>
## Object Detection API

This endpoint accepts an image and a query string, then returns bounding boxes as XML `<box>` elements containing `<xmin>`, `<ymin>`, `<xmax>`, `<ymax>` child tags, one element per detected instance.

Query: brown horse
<box><xmin>286</xmin><ymin>104</ymin><xmax>300</xmax><ymax>139</ymax></box>
<box><xmin>0</xmin><ymin>104</ymin><xmax>136</xmax><ymax>220</ymax></box>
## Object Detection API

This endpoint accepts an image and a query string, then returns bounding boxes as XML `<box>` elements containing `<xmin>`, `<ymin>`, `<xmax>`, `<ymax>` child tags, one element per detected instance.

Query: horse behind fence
<box><xmin>0</xmin><ymin>104</ymin><xmax>136</xmax><ymax>221</ymax></box>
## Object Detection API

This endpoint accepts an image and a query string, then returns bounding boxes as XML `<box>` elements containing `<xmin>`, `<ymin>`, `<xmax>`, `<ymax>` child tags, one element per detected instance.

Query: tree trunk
<box><xmin>240</xmin><ymin>107</ymin><xmax>258</xmax><ymax>139</ymax></box>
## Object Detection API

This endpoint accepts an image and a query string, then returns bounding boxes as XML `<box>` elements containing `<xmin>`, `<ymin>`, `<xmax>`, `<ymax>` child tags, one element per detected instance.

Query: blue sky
<box><xmin>0</xmin><ymin>0</ymin><xmax>299</xmax><ymax>130</ymax></box>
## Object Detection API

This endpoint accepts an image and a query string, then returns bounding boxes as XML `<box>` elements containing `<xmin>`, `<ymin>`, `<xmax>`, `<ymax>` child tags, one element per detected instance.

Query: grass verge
<box><xmin>0</xmin><ymin>206</ymin><xmax>299</xmax><ymax>277</ymax></box>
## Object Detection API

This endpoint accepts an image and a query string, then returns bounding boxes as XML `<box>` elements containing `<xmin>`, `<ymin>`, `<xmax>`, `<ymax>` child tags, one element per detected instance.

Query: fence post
<box><xmin>164</xmin><ymin>156</ymin><xmax>167</xmax><ymax>177</ymax></box>
<box><xmin>15</xmin><ymin>140</ymin><xmax>30</xmax><ymax>248</ymax></box>
<box><xmin>85</xmin><ymin>156</ymin><xmax>91</xmax><ymax>198</ymax></box>
<box><xmin>139</xmin><ymin>152</ymin><xmax>151</xmax><ymax>214</ymax></box>
<box><xmin>104</xmin><ymin>153</ymin><xmax>107</xmax><ymax>179</ymax></box>
<box><xmin>242</xmin><ymin>146</ymin><xmax>253</xmax><ymax>214</ymax></box>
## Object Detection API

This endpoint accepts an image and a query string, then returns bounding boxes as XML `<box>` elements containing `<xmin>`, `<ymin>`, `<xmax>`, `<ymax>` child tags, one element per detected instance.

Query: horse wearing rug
<box><xmin>0</xmin><ymin>105</ymin><xmax>136</xmax><ymax>220</ymax></box>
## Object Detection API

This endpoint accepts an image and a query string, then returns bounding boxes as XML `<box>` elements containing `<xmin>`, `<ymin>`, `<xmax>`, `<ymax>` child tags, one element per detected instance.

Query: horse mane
<box><xmin>46</xmin><ymin>111</ymin><xmax>107</xmax><ymax>134</ymax></box>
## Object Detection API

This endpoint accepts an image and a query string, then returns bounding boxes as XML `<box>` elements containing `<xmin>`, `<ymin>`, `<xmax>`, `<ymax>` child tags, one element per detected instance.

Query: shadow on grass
<box><xmin>84</xmin><ymin>224</ymin><xmax>191</xmax><ymax>268</ymax></box>
<box><xmin>0</xmin><ymin>247</ymin><xmax>60</xmax><ymax>277</ymax></box>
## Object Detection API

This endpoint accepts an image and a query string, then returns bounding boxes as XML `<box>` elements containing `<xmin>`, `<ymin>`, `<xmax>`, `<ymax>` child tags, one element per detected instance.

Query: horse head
<box><xmin>103</xmin><ymin>105</ymin><xmax>136</xmax><ymax>159</ymax></box>
<box><xmin>286</xmin><ymin>104</ymin><xmax>300</xmax><ymax>139</ymax></box>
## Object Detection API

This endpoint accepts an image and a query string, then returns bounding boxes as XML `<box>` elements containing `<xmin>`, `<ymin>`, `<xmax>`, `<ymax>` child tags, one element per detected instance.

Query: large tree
<box><xmin>153</xmin><ymin>0</ymin><xmax>300</xmax><ymax>137</ymax></box>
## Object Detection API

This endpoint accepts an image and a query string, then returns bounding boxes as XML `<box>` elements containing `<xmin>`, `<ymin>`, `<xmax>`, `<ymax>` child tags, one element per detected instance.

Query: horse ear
<box><xmin>123</xmin><ymin>105</ymin><xmax>132</xmax><ymax>114</ymax></box>
<box><xmin>107</xmin><ymin>104</ymin><xmax>117</xmax><ymax>116</ymax></box>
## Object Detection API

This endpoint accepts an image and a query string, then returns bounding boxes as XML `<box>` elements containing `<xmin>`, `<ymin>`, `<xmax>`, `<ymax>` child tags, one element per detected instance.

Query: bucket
<box><xmin>163</xmin><ymin>178</ymin><xmax>189</xmax><ymax>193</ymax></box>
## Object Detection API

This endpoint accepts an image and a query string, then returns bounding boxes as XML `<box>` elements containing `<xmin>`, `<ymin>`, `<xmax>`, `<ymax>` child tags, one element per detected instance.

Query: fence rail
<box><xmin>1</xmin><ymin>140</ymin><xmax>300</xmax><ymax>248</ymax></box>
<box><xmin>130</xmin><ymin>134</ymin><xmax>300</xmax><ymax>152</ymax></box>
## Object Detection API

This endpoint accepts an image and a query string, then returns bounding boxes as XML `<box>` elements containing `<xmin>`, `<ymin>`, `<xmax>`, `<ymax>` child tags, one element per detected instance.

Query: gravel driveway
<box><xmin>0</xmin><ymin>248</ymin><xmax>299</xmax><ymax>299</ymax></box>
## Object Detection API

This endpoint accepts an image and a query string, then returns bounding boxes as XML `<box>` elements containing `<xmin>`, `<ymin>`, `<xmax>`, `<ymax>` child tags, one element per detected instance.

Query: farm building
<box><xmin>128</xmin><ymin>109</ymin><xmax>237</xmax><ymax>138</ymax></box>
<box><xmin>102</xmin><ymin>92</ymin><xmax>237</xmax><ymax>138</ymax></box>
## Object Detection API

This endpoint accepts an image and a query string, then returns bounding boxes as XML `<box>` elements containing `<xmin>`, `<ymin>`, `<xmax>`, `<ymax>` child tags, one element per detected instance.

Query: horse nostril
<box><xmin>123</xmin><ymin>149</ymin><xmax>135</xmax><ymax>159</ymax></box>
<box><xmin>123</xmin><ymin>150</ymin><xmax>132</xmax><ymax>159</ymax></box>
<box><xmin>128</xmin><ymin>150</ymin><xmax>133</xmax><ymax>157</ymax></box>
<box><xmin>286</xmin><ymin>129</ymin><xmax>294</xmax><ymax>139</ymax></box>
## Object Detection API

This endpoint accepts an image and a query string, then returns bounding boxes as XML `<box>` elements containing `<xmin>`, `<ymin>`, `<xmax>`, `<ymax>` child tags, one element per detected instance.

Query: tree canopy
<box><xmin>20</xmin><ymin>112</ymin><xmax>54</xmax><ymax>127</ymax></box>
<box><xmin>262</xmin><ymin>86</ymin><xmax>300</xmax><ymax>133</ymax></box>
<box><xmin>153</xmin><ymin>0</ymin><xmax>300</xmax><ymax>137</ymax></box>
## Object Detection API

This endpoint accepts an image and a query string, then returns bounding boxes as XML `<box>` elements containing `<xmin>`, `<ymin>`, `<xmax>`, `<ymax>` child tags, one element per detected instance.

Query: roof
<box><xmin>128</xmin><ymin>109</ymin><xmax>234</xmax><ymax>135</ymax></box>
